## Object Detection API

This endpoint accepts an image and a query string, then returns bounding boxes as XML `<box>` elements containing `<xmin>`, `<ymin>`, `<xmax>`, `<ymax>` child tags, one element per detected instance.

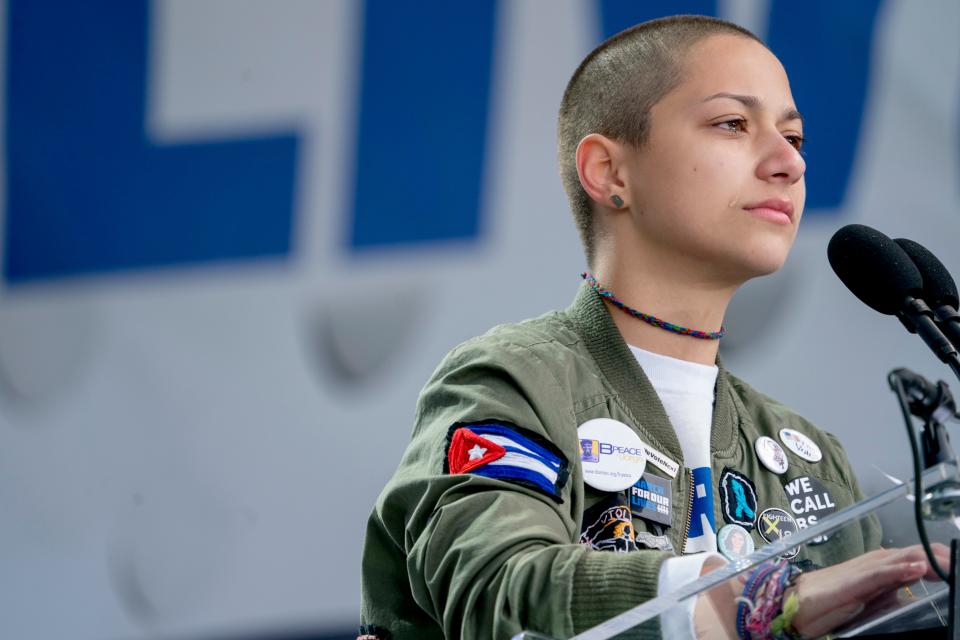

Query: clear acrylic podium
<box><xmin>514</xmin><ymin>461</ymin><xmax>960</xmax><ymax>640</ymax></box>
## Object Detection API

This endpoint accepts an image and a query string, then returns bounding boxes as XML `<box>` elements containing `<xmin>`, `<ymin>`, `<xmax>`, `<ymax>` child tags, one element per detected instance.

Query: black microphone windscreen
<box><xmin>827</xmin><ymin>224</ymin><xmax>923</xmax><ymax>315</ymax></box>
<box><xmin>894</xmin><ymin>238</ymin><xmax>960</xmax><ymax>309</ymax></box>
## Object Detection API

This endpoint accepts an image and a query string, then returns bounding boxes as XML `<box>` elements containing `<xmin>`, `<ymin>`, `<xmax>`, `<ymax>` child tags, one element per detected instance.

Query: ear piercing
<box><xmin>610</xmin><ymin>194</ymin><xmax>624</xmax><ymax>208</ymax></box>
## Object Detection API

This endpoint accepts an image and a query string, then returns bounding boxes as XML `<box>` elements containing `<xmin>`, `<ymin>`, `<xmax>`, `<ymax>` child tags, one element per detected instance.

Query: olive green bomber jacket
<box><xmin>360</xmin><ymin>284</ymin><xmax>882</xmax><ymax>639</ymax></box>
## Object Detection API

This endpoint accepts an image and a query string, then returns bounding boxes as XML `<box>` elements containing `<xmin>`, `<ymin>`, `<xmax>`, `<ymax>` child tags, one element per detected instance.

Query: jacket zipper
<box><xmin>679</xmin><ymin>467</ymin><xmax>694</xmax><ymax>552</ymax></box>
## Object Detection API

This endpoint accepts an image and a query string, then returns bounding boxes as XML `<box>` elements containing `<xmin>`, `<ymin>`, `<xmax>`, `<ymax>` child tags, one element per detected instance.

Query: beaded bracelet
<box><xmin>736</xmin><ymin>560</ymin><xmax>803</xmax><ymax>640</ymax></box>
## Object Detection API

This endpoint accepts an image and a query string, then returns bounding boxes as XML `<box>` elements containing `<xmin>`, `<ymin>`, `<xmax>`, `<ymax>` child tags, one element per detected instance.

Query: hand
<box><xmin>789</xmin><ymin>543</ymin><xmax>951</xmax><ymax>638</ymax></box>
<box><xmin>694</xmin><ymin>543</ymin><xmax>951</xmax><ymax>640</ymax></box>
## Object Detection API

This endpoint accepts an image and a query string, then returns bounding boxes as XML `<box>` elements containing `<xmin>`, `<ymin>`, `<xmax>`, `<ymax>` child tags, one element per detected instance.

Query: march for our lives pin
<box><xmin>577</xmin><ymin>418</ymin><xmax>647</xmax><ymax>492</ymax></box>
<box><xmin>630</xmin><ymin>472</ymin><xmax>672</xmax><ymax>527</ymax></box>
<box><xmin>755</xmin><ymin>436</ymin><xmax>789</xmax><ymax>475</ymax></box>
<box><xmin>779</xmin><ymin>428</ymin><xmax>823</xmax><ymax>463</ymax></box>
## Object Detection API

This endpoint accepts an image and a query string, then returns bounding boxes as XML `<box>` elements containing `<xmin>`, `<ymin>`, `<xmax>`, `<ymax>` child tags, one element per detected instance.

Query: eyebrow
<box><xmin>702</xmin><ymin>92</ymin><xmax>804</xmax><ymax>125</ymax></box>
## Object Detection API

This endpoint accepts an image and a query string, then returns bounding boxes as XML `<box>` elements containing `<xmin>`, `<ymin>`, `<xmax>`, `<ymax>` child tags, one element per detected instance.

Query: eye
<box><xmin>716</xmin><ymin>117</ymin><xmax>748</xmax><ymax>134</ymax></box>
<box><xmin>784</xmin><ymin>133</ymin><xmax>805</xmax><ymax>152</ymax></box>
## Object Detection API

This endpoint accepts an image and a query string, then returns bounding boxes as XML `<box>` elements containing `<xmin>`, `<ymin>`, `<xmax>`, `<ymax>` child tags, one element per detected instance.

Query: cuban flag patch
<box><xmin>445</xmin><ymin>421</ymin><xmax>569</xmax><ymax>501</ymax></box>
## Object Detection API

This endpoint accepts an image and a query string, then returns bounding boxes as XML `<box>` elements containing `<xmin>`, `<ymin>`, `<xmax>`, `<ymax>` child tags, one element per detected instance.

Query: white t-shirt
<box><xmin>628</xmin><ymin>344</ymin><xmax>724</xmax><ymax>640</ymax></box>
<box><xmin>629</xmin><ymin>344</ymin><xmax>719</xmax><ymax>553</ymax></box>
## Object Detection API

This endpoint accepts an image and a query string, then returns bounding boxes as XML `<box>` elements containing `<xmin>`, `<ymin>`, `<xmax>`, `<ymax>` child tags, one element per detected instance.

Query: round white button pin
<box><xmin>779</xmin><ymin>427</ymin><xmax>823</xmax><ymax>463</ymax></box>
<box><xmin>754</xmin><ymin>436</ymin><xmax>789</xmax><ymax>475</ymax></box>
<box><xmin>577</xmin><ymin>418</ymin><xmax>647</xmax><ymax>492</ymax></box>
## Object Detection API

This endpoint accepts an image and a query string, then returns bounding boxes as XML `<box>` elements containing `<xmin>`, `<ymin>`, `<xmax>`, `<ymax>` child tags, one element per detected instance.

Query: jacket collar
<box><xmin>566</xmin><ymin>283</ymin><xmax>740</xmax><ymax>465</ymax></box>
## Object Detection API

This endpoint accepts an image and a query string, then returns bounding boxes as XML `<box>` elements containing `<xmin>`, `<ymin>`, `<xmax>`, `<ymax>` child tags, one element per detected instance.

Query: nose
<box><xmin>755</xmin><ymin>130</ymin><xmax>806</xmax><ymax>185</ymax></box>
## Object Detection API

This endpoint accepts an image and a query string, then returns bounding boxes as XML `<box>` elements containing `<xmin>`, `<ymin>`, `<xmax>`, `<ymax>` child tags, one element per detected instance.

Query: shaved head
<box><xmin>558</xmin><ymin>15</ymin><xmax>764</xmax><ymax>266</ymax></box>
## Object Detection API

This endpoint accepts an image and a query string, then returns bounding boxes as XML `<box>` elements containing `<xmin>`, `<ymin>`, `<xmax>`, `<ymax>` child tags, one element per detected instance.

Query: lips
<box><xmin>743</xmin><ymin>198</ymin><xmax>793</xmax><ymax>222</ymax></box>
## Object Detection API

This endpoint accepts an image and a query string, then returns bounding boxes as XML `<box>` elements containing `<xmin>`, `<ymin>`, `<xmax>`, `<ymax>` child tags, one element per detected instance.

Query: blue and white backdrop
<box><xmin>1</xmin><ymin>1</ymin><xmax>959</xmax><ymax>638</ymax></box>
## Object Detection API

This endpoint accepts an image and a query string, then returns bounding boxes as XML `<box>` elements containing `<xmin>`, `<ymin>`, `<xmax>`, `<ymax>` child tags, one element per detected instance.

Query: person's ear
<box><xmin>576</xmin><ymin>133</ymin><xmax>628</xmax><ymax>209</ymax></box>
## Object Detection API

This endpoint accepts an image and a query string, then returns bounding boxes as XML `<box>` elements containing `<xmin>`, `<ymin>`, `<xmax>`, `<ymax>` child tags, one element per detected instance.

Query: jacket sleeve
<box><xmin>381</xmin><ymin>338</ymin><xmax>670</xmax><ymax>639</ymax></box>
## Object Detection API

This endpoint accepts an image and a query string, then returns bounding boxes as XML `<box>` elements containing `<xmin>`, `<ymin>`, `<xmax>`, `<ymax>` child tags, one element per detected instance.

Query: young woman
<box><xmin>360</xmin><ymin>15</ymin><xmax>949</xmax><ymax>640</ymax></box>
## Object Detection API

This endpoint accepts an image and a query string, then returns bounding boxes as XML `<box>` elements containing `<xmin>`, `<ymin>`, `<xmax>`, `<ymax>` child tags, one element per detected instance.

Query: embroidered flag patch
<box><xmin>447</xmin><ymin>428</ymin><xmax>507</xmax><ymax>474</ymax></box>
<box><xmin>445</xmin><ymin>421</ymin><xmax>569</xmax><ymax>501</ymax></box>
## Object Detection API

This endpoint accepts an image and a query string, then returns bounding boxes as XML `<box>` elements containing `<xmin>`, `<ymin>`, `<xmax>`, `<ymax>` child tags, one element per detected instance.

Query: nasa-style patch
<box><xmin>445</xmin><ymin>421</ymin><xmax>569</xmax><ymax>502</ymax></box>
<box><xmin>718</xmin><ymin>468</ymin><xmax>758</xmax><ymax>530</ymax></box>
<box><xmin>783</xmin><ymin>475</ymin><xmax>837</xmax><ymax>544</ymax></box>
<box><xmin>579</xmin><ymin>492</ymin><xmax>637</xmax><ymax>553</ymax></box>
<box><xmin>757</xmin><ymin>507</ymin><xmax>800</xmax><ymax>559</ymax></box>
<box><xmin>629</xmin><ymin>472</ymin><xmax>672</xmax><ymax>527</ymax></box>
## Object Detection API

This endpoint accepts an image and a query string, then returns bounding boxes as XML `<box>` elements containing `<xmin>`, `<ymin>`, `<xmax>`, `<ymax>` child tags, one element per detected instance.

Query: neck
<box><xmin>591</xmin><ymin>256</ymin><xmax>737</xmax><ymax>366</ymax></box>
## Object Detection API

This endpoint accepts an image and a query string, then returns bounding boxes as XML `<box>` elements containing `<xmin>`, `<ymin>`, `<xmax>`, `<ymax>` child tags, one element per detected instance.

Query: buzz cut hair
<box><xmin>557</xmin><ymin>15</ymin><xmax>763</xmax><ymax>266</ymax></box>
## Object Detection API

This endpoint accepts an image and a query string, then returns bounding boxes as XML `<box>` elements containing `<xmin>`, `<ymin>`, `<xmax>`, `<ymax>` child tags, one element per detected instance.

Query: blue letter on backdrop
<box><xmin>4</xmin><ymin>0</ymin><xmax>299</xmax><ymax>283</ymax></box>
<box><xmin>598</xmin><ymin>0</ymin><xmax>717</xmax><ymax>38</ymax></box>
<box><xmin>349</xmin><ymin>1</ymin><xmax>497</xmax><ymax>250</ymax></box>
<box><xmin>767</xmin><ymin>0</ymin><xmax>882</xmax><ymax>211</ymax></box>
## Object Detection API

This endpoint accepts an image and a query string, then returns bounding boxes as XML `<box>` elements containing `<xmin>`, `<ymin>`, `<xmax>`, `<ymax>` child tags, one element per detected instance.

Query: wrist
<box><xmin>737</xmin><ymin>561</ymin><xmax>803</xmax><ymax>640</ymax></box>
<box><xmin>769</xmin><ymin>590</ymin><xmax>801</xmax><ymax>639</ymax></box>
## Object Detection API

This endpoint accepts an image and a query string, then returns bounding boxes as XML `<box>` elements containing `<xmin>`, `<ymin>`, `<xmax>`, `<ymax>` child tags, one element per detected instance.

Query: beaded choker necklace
<box><xmin>581</xmin><ymin>272</ymin><xmax>725</xmax><ymax>340</ymax></box>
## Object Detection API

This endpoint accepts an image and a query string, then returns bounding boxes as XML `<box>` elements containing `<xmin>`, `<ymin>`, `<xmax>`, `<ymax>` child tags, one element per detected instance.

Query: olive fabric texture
<box><xmin>359</xmin><ymin>284</ymin><xmax>881</xmax><ymax>640</ymax></box>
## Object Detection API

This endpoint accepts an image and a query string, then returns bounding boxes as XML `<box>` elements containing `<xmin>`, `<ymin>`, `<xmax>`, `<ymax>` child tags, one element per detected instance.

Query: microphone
<box><xmin>894</xmin><ymin>238</ymin><xmax>960</xmax><ymax>350</ymax></box>
<box><xmin>827</xmin><ymin>224</ymin><xmax>960</xmax><ymax>368</ymax></box>
<box><xmin>827</xmin><ymin>224</ymin><xmax>920</xmax><ymax>314</ymax></box>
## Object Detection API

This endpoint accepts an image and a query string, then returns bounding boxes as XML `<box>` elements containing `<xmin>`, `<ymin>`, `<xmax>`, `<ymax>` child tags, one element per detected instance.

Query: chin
<box><xmin>725</xmin><ymin>241</ymin><xmax>793</xmax><ymax>282</ymax></box>
<box><xmin>759</xmin><ymin>241</ymin><xmax>793</xmax><ymax>268</ymax></box>
<box><xmin>745</xmin><ymin>249</ymin><xmax>791</xmax><ymax>278</ymax></box>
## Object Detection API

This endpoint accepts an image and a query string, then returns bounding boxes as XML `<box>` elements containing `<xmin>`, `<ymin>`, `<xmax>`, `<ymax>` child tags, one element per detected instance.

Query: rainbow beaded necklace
<box><xmin>581</xmin><ymin>272</ymin><xmax>725</xmax><ymax>340</ymax></box>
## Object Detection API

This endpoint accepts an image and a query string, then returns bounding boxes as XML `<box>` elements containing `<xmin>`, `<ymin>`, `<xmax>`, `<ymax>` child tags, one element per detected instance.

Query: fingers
<box><xmin>931</xmin><ymin>543</ymin><xmax>953</xmax><ymax>572</ymax></box>
<box><xmin>888</xmin><ymin>544</ymin><xmax>953</xmax><ymax>581</ymax></box>
<box><xmin>798</xmin><ymin>559</ymin><xmax>926</xmax><ymax>614</ymax></box>
<box><xmin>786</xmin><ymin>545</ymin><xmax>954</xmax><ymax>639</ymax></box>
<box><xmin>792</xmin><ymin>561</ymin><xmax>926</xmax><ymax>638</ymax></box>
<box><xmin>852</xmin><ymin>561</ymin><xmax>928</xmax><ymax>598</ymax></box>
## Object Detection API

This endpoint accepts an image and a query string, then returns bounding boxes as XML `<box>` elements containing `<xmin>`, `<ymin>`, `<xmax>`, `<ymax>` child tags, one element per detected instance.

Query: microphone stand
<box><xmin>935</xmin><ymin>304</ymin><xmax>960</xmax><ymax>353</ymax></box>
<box><xmin>897</xmin><ymin>296</ymin><xmax>960</xmax><ymax>383</ymax></box>
<box><xmin>889</xmin><ymin>370</ymin><xmax>960</xmax><ymax>638</ymax></box>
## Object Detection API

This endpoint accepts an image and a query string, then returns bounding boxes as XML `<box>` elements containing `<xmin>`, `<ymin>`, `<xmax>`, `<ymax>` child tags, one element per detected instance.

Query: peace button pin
<box><xmin>779</xmin><ymin>427</ymin><xmax>823</xmax><ymax>463</ymax></box>
<box><xmin>577</xmin><ymin>418</ymin><xmax>647</xmax><ymax>492</ymax></box>
<box><xmin>755</xmin><ymin>436</ymin><xmax>789</xmax><ymax>475</ymax></box>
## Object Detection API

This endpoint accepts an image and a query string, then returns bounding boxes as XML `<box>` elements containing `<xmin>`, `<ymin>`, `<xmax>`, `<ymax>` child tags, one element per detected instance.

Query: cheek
<box><xmin>630</xmin><ymin>145</ymin><xmax>739</xmax><ymax>222</ymax></box>
<box><xmin>689</xmin><ymin>153</ymin><xmax>731</xmax><ymax>181</ymax></box>
<box><xmin>678</xmin><ymin>158</ymin><xmax>740</xmax><ymax>209</ymax></box>
<box><xmin>794</xmin><ymin>179</ymin><xmax>807</xmax><ymax>219</ymax></box>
